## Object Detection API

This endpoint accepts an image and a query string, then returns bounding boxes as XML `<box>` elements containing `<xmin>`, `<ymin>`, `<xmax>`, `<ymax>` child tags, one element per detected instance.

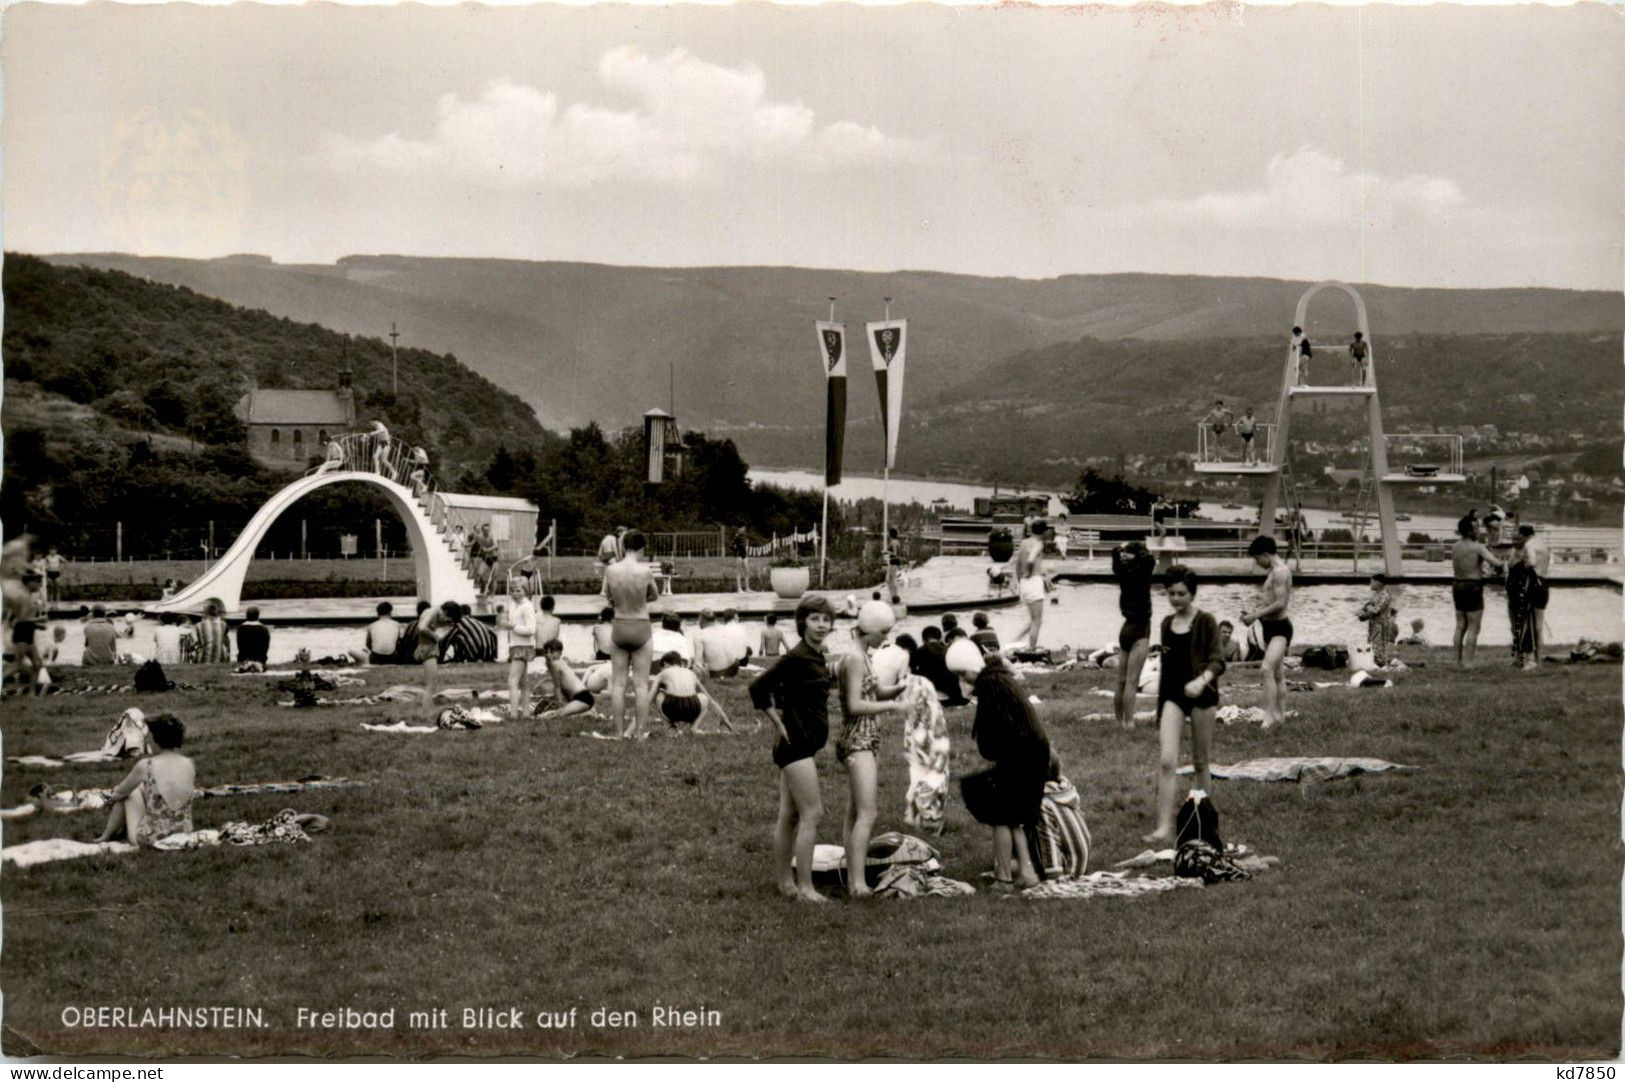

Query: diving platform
<box><xmin>1193</xmin><ymin>421</ymin><xmax>1277</xmax><ymax>475</ymax></box>
<box><xmin>1194</xmin><ymin>462</ymin><xmax>1280</xmax><ymax>475</ymax></box>
<box><xmin>1382</xmin><ymin>472</ymin><xmax>1466</xmax><ymax>485</ymax></box>
<box><xmin>1287</xmin><ymin>384</ymin><xmax>1376</xmax><ymax>397</ymax></box>
<box><xmin>1380</xmin><ymin>434</ymin><xmax>1465</xmax><ymax>486</ymax></box>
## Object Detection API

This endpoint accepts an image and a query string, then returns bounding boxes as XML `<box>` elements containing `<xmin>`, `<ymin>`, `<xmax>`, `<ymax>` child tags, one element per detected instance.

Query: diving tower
<box><xmin>1199</xmin><ymin>281</ymin><xmax>1466</xmax><ymax>578</ymax></box>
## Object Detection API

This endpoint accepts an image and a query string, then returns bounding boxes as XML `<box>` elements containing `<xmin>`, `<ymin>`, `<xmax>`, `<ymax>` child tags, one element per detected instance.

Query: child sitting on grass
<box><xmin>534</xmin><ymin>639</ymin><xmax>598</xmax><ymax>720</ymax></box>
<box><xmin>653</xmin><ymin>652</ymin><xmax>733</xmax><ymax>733</ymax></box>
<box><xmin>95</xmin><ymin>713</ymin><xmax>194</xmax><ymax>848</ymax></box>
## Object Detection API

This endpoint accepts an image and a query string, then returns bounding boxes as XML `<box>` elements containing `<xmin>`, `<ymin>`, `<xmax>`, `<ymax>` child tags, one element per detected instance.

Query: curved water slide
<box><xmin>148</xmin><ymin>470</ymin><xmax>477</xmax><ymax>614</ymax></box>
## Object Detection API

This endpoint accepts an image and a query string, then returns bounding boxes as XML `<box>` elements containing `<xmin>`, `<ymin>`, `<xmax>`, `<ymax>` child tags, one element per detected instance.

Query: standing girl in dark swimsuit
<box><xmin>1145</xmin><ymin>565</ymin><xmax>1225</xmax><ymax>845</ymax></box>
<box><xmin>750</xmin><ymin>596</ymin><xmax>838</xmax><ymax>902</ymax></box>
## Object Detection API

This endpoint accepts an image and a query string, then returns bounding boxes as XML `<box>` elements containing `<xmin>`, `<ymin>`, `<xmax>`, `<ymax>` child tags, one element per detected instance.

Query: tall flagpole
<box><xmin>821</xmin><ymin>296</ymin><xmax>835</xmax><ymax>588</ymax></box>
<box><xmin>881</xmin><ymin>296</ymin><xmax>892</xmax><ymax>565</ymax></box>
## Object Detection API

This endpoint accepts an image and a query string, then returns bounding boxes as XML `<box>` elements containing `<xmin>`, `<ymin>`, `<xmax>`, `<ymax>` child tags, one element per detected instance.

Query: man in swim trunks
<box><xmin>1241</xmin><ymin>534</ymin><xmax>1294</xmax><ymax>728</ymax></box>
<box><xmin>698</xmin><ymin>610</ymin><xmax>742</xmax><ymax>678</ymax></box>
<box><xmin>602</xmin><ymin>528</ymin><xmax>661</xmax><ymax>738</ymax></box>
<box><xmin>731</xmin><ymin>528</ymin><xmax>752</xmax><ymax>592</ymax></box>
<box><xmin>1518</xmin><ymin>523</ymin><xmax>1550</xmax><ymax>664</ymax></box>
<box><xmin>1110</xmin><ymin>539</ymin><xmax>1158</xmax><ymax>730</ymax></box>
<box><xmin>1200</xmin><ymin>400</ymin><xmax>1234</xmax><ymax>461</ymax></box>
<box><xmin>1235</xmin><ymin>408</ymin><xmax>1259</xmax><ymax>466</ymax></box>
<box><xmin>534</xmin><ymin>639</ymin><xmax>598</xmax><ymax>721</ymax></box>
<box><xmin>1295</xmin><ymin>330</ymin><xmax>1313</xmax><ymax>385</ymax></box>
<box><xmin>653</xmin><ymin>652</ymin><xmax>733</xmax><ymax>733</ymax></box>
<box><xmin>760</xmin><ymin>613</ymin><xmax>788</xmax><ymax>658</ymax></box>
<box><xmin>43</xmin><ymin>546</ymin><xmax>66</xmax><ymax>604</ymax></box>
<box><xmin>1451</xmin><ymin>513</ymin><xmax>1505</xmax><ymax>668</ymax></box>
<box><xmin>1349</xmin><ymin>331</ymin><xmax>1369</xmax><ymax>385</ymax></box>
<box><xmin>1013</xmin><ymin>520</ymin><xmax>1052</xmax><ymax>651</ymax></box>
<box><xmin>589</xmin><ymin>607</ymin><xmax>615</xmax><ymax>661</ymax></box>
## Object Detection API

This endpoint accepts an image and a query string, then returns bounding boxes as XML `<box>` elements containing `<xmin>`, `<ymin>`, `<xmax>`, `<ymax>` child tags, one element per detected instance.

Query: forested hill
<box><xmin>732</xmin><ymin>330</ymin><xmax>1623</xmax><ymax>488</ymax></box>
<box><xmin>41</xmin><ymin>253</ymin><xmax>1625</xmax><ymax>442</ymax></box>
<box><xmin>3</xmin><ymin>254</ymin><xmax>552</xmax><ymax>471</ymax></box>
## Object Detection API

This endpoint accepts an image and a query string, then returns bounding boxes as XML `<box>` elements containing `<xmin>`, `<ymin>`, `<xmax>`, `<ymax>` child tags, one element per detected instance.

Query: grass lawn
<box><xmin>2</xmin><ymin>647</ymin><xmax>1619</xmax><ymax>1060</ymax></box>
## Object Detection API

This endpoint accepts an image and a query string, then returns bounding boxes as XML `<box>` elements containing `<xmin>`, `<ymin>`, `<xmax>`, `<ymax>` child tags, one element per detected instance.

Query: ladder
<box><xmin>1278</xmin><ymin>454</ymin><xmax>1304</xmax><ymax>570</ymax></box>
<box><xmin>1350</xmin><ymin>445</ymin><xmax>1377</xmax><ymax>572</ymax></box>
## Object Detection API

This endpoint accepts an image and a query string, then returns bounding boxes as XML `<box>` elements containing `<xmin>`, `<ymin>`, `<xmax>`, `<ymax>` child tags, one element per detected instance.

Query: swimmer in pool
<box><xmin>601</xmin><ymin>529</ymin><xmax>661</xmax><ymax>739</ymax></box>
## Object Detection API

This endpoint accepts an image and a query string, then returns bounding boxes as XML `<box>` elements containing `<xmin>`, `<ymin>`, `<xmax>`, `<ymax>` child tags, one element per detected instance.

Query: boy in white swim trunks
<box><xmin>1014</xmin><ymin>521</ymin><xmax>1052</xmax><ymax>651</ymax></box>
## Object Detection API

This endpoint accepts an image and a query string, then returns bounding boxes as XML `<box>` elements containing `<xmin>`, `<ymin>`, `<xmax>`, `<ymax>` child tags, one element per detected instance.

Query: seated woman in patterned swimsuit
<box><xmin>95</xmin><ymin>713</ymin><xmax>195</xmax><ymax>847</ymax></box>
<box><xmin>835</xmin><ymin>601</ymin><xmax>909</xmax><ymax>899</ymax></box>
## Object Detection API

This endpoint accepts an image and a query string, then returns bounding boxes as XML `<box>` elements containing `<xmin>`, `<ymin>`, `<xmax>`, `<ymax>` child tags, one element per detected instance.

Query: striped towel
<box><xmin>1025</xmin><ymin>776</ymin><xmax>1091</xmax><ymax>880</ymax></box>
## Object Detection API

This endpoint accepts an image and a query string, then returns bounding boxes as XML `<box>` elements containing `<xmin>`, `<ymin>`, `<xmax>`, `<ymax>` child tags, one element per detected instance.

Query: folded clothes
<box><xmin>1178</xmin><ymin>757</ymin><xmax>1419</xmax><ymax>784</ymax></box>
<box><xmin>9</xmin><ymin>708</ymin><xmax>152</xmax><ymax>767</ymax></box>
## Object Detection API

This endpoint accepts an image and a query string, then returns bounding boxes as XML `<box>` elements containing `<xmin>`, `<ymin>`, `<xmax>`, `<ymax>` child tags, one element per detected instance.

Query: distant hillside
<box><xmin>4</xmin><ymin>254</ymin><xmax>552</xmax><ymax>474</ymax></box>
<box><xmin>41</xmin><ymin>254</ymin><xmax>1623</xmax><ymax>453</ymax></box>
<box><xmin>732</xmin><ymin>331</ymin><xmax>1624</xmax><ymax>488</ymax></box>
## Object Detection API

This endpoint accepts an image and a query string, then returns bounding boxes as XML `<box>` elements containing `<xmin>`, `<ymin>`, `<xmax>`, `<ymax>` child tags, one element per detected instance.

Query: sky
<box><xmin>3</xmin><ymin>2</ymin><xmax>1621</xmax><ymax>290</ymax></box>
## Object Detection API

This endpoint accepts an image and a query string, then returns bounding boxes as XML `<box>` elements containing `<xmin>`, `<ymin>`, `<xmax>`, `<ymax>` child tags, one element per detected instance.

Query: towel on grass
<box><xmin>434</xmin><ymin>688</ymin><xmax>509</xmax><ymax>703</ymax></box>
<box><xmin>6</xmin><ymin>810</ymin><xmax>325</xmax><ymax>866</ymax></box>
<box><xmin>1178</xmin><ymin>757</ymin><xmax>1420</xmax><ymax>784</ymax></box>
<box><xmin>1114</xmin><ymin>844</ymin><xmax>1279</xmax><ymax>875</ymax></box>
<box><xmin>41</xmin><ymin>683</ymin><xmax>201</xmax><ymax>697</ymax></box>
<box><xmin>1215</xmin><ymin>706</ymin><xmax>1301</xmax><ymax>725</ymax></box>
<box><xmin>27</xmin><ymin>776</ymin><xmax>366</xmax><ymax>814</ymax></box>
<box><xmin>3</xmin><ymin>838</ymin><xmax>137</xmax><ymax>868</ymax></box>
<box><xmin>232</xmin><ymin>667</ymin><xmax>367</xmax><ymax>679</ymax></box>
<box><xmin>360</xmin><ymin>707</ymin><xmax>498</xmax><ymax>734</ymax></box>
<box><xmin>1080</xmin><ymin>711</ymin><xmax>1155</xmax><ymax>723</ymax></box>
<box><xmin>1020</xmin><ymin>872</ymin><xmax>1203</xmax><ymax>900</ymax></box>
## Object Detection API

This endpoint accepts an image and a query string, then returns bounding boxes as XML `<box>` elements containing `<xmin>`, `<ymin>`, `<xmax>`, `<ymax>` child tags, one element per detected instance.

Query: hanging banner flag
<box><xmin>866</xmin><ymin>319</ymin><xmax>907</xmax><ymax>470</ymax></box>
<box><xmin>815</xmin><ymin>320</ymin><xmax>847</xmax><ymax>487</ymax></box>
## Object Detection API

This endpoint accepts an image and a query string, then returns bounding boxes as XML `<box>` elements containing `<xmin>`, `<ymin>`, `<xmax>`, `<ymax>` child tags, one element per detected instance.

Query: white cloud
<box><xmin>323</xmin><ymin>47</ymin><xmax>930</xmax><ymax>187</ymax></box>
<box><xmin>1133</xmin><ymin>148</ymin><xmax>1465</xmax><ymax>229</ymax></box>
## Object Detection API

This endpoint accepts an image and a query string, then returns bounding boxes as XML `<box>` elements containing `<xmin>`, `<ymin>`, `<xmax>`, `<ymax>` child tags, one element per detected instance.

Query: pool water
<box><xmin>37</xmin><ymin>584</ymin><xmax>1622</xmax><ymax>668</ymax></box>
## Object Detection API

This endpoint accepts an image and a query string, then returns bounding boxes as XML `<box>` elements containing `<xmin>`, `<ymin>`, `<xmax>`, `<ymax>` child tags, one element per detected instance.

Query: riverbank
<box><xmin>2</xmin><ymin>653</ymin><xmax>1617</xmax><ymax>1058</ymax></box>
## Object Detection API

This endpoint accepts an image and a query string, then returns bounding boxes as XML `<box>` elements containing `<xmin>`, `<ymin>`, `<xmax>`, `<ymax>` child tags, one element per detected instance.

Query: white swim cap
<box><xmin>871</xmin><ymin>643</ymin><xmax>911</xmax><ymax>687</ymax></box>
<box><xmin>946</xmin><ymin>638</ymin><xmax>985</xmax><ymax>681</ymax></box>
<box><xmin>857</xmin><ymin>600</ymin><xmax>895</xmax><ymax>635</ymax></box>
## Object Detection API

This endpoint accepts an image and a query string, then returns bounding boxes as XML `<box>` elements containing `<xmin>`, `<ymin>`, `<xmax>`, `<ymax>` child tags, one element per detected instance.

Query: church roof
<box><xmin>236</xmin><ymin>389</ymin><xmax>354</xmax><ymax>426</ymax></box>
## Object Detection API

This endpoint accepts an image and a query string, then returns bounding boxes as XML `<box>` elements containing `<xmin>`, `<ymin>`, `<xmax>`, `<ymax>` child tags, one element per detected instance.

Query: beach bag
<box><xmin>1349</xmin><ymin>645</ymin><xmax>1376</xmax><ymax>671</ymax></box>
<box><xmin>1174</xmin><ymin>789</ymin><xmax>1223</xmax><ymax>852</ymax></box>
<box><xmin>133</xmin><ymin>659</ymin><xmax>173</xmax><ymax>693</ymax></box>
<box><xmin>1300</xmin><ymin>645</ymin><xmax>1348</xmax><ymax>671</ymax></box>
<box><xmin>1023</xmin><ymin>776</ymin><xmax>1091</xmax><ymax>880</ymax></box>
